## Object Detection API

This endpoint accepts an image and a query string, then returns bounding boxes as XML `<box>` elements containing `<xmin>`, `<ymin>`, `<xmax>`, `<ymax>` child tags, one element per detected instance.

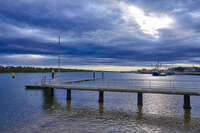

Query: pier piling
<box><xmin>98</xmin><ymin>91</ymin><xmax>104</xmax><ymax>103</ymax></box>
<box><xmin>93</xmin><ymin>71</ymin><xmax>96</xmax><ymax>79</ymax></box>
<box><xmin>50</xmin><ymin>88</ymin><xmax>54</xmax><ymax>96</ymax></box>
<box><xmin>26</xmin><ymin>78</ymin><xmax>200</xmax><ymax>111</ymax></box>
<box><xmin>51</xmin><ymin>70</ymin><xmax>55</xmax><ymax>79</ymax></box>
<box><xmin>67</xmin><ymin>89</ymin><xmax>71</xmax><ymax>100</ymax></box>
<box><xmin>184</xmin><ymin>95</ymin><xmax>191</xmax><ymax>109</ymax></box>
<box><xmin>101</xmin><ymin>72</ymin><xmax>104</xmax><ymax>79</ymax></box>
<box><xmin>137</xmin><ymin>93</ymin><xmax>143</xmax><ymax>106</ymax></box>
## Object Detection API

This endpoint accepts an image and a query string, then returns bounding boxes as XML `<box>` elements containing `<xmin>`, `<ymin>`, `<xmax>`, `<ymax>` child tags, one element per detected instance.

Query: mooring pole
<box><xmin>98</xmin><ymin>91</ymin><xmax>104</xmax><ymax>103</ymax></box>
<box><xmin>50</xmin><ymin>70</ymin><xmax>55</xmax><ymax>96</ymax></box>
<box><xmin>183</xmin><ymin>95</ymin><xmax>191</xmax><ymax>109</ymax></box>
<box><xmin>51</xmin><ymin>70</ymin><xmax>55</xmax><ymax>79</ymax></box>
<box><xmin>137</xmin><ymin>93</ymin><xmax>143</xmax><ymax>106</ymax></box>
<box><xmin>102</xmin><ymin>72</ymin><xmax>104</xmax><ymax>79</ymax></box>
<box><xmin>93</xmin><ymin>71</ymin><xmax>96</xmax><ymax>79</ymax></box>
<box><xmin>67</xmin><ymin>89</ymin><xmax>71</xmax><ymax>100</ymax></box>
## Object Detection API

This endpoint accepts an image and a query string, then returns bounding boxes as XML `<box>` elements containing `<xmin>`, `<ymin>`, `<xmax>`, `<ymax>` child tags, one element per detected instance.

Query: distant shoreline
<box><xmin>0</xmin><ymin>71</ymin><xmax>92</xmax><ymax>74</ymax></box>
<box><xmin>0</xmin><ymin>66</ymin><xmax>95</xmax><ymax>73</ymax></box>
<box><xmin>0</xmin><ymin>65</ymin><xmax>117</xmax><ymax>73</ymax></box>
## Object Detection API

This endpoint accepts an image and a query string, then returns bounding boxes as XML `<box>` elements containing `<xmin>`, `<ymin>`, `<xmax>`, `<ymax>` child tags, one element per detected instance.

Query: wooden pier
<box><xmin>26</xmin><ymin>78</ymin><xmax>200</xmax><ymax>110</ymax></box>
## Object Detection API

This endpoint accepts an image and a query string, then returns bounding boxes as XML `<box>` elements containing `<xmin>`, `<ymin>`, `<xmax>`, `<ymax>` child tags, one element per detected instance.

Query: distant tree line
<box><xmin>169</xmin><ymin>66</ymin><xmax>200</xmax><ymax>72</ymax></box>
<box><xmin>0</xmin><ymin>66</ymin><xmax>91</xmax><ymax>73</ymax></box>
<box><xmin>174</xmin><ymin>67</ymin><xmax>185</xmax><ymax>72</ymax></box>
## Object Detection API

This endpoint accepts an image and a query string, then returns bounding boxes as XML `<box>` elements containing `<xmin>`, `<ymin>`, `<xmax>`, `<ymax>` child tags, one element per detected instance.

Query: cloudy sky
<box><xmin>0</xmin><ymin>0</ymin><xmax>200</xmax><ymax>70</ymax></box>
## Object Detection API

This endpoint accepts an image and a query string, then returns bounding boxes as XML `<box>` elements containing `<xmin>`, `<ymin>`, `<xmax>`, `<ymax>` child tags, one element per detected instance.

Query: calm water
<box><xmin>0</xmin><ymin>72</ymin><xmax>200</xmax><ymax>133</ymax></box>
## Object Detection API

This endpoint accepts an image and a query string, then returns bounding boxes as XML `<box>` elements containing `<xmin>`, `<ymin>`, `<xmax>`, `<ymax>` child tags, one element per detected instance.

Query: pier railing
<box><xmin>26</xmin><ymin>77</ymin><xmax>200</xmax><ymax>110</ymax></box>
<box><xmin>68</xmin><ymin>78</ymin><xmax>200</xmax><ymax>90</ymax></box>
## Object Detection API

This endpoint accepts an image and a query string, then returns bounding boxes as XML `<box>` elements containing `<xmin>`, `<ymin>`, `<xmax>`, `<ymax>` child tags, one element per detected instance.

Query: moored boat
<box><xmin>152</xmin><ymin>71</ymin><xmax>160</xmax><ymax>76</ymax></box>
<box><xmin>160</xmin><ymin>72</ymin><xmax>167</xmax><ymax>76</ymax></box>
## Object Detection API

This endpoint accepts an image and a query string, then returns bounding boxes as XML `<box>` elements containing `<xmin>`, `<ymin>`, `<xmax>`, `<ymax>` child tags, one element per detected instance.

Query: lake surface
<box><xmin>0</xmin><ymin>72</ymin><xmax>200</xmax><ymax>133</ymax></box>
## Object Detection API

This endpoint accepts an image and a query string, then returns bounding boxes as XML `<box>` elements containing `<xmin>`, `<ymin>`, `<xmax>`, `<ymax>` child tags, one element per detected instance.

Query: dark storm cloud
<box><xmin>0</xmin><ymin>0</ymin><xmax>200</xmax><ymax>66</ymax></box>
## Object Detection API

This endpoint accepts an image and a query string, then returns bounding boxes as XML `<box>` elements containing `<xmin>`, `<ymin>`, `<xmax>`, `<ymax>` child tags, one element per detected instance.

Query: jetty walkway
<box><xmin>26</xmin><ymin>75</ymin><xmax>200</xmax><ymax>110</ymax></box>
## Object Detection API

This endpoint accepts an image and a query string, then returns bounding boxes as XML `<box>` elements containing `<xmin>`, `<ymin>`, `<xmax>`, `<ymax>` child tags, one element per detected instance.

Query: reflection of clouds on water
<box><xmin>3</xmin><ymin>72</ymin><xmax>200</xmax><ymax>133</ymax></box>
<box><xmin>9</xmin><ymin>99</ymin><xmax>200</xmax><ymax>133</ymax></box>
<box><xmin>144</xmin><ymin>94</ymin><xmax>183</xmax><ymax>116</ymax></box>
<box><xmin>38</xmin><ymin>90</ymin><xmax>197</xmax><ymax>133</ymax></box>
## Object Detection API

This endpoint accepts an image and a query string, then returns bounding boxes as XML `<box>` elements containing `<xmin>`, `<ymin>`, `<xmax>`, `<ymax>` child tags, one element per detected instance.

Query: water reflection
<box><xmin>99</xmin><ymin>103</ymin><xmax>104</xmax><ymax>114</ymax></box>
<box><xmin>42</xmin><ymin>89</ymin><xmax>61</xmax><ymax>111</ymax></box>
<box><xmin>136</xmin><ymin>105</ymin><xmax>143</xmax><ymax>120</ymax></box>
<box><xmin>3</xmin><ymin>73</ymin><xmax>200</xmax><ymax>133</ymax></box>
<box><xmin>36</xmin><ymin>90</ymin><xmax>199</xmax><ymax>133</ymax></box>
<box><xmin>40</xmin><ymin>89</ymin><xmax>192</xmax><ymax>124</ymax></box>
<box><xmin>184</xmin><ymin>109</ymin><xmax>191</xmax><ymax>130</ymax></box>
<box><xmin>66</xmin><ymin>100</ymin><xmax>71</xmax><ymax>111</ymax></box>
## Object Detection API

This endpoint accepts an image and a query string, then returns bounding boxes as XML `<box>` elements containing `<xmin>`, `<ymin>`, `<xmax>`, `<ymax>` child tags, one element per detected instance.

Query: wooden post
<box><xmin>50</xmin><ymin>88</ymin><xmax>54</xmax><ymax>96</ymax></box>
<box><xmin>183</xmin><ymin>95</ymin><xmax>191</xmax><ymax>109</ymax></box>
<box><xmin>137</xmin><ymin>93</ymin><xmax>143</xmax><ymax>106</ymax></box>
<box><xmin>67</xmin><ymin>89</ymin><xmax>71</xmax><ymax>100</ymax></box>
<box><xmin>93</xmin><ymin>71</ymin><xmax>96</xmax><ymax>79</ymax></box>
<box><xmin>98</xmin><ymin>91</ymin><xmax>104</xmax><ymax>103</ymax></box>
<box><xmin>51</xmin><ymin>70</ymin><xmax>55</xmax><ymax>79</ymax></box>
<box><xmin>102</xmin><ymin>72</ymin><xmax>104</xmax><ymax>79</ymax></box>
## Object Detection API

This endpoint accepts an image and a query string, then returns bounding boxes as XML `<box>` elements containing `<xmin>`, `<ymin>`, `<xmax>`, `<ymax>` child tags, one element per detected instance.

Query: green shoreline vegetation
<box><xmin>0</xmin><ymin>66</ymin><xmax>92</xmax><ymax>73</ymax></box>
<box><xmin>1</xmin><ymin>65</ymin><xmax>200</xmax><ymax>74</ymax></box>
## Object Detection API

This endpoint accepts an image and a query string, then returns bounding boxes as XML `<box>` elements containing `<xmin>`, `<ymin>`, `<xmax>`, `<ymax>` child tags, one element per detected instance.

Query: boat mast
<box><xmin>156</xmin><ymin>58</ymin><xmax>159</xmax><ymax>71</ymax></box>
<box><xmin>58</xmin><ymin>36</ymin><xmax>61</xmax><ymax>72</ymax></box>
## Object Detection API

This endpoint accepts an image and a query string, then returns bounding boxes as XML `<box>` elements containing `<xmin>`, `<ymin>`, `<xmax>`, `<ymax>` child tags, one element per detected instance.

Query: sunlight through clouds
<box><xmin>1</xmin><ymin>0</ymin><xmax>200</xmax><ymax>68</ymax></box>
<box><xmin>119</xmin><ymin>2</ymin><xmax>174</xmax><ymax>38</ymax></box>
